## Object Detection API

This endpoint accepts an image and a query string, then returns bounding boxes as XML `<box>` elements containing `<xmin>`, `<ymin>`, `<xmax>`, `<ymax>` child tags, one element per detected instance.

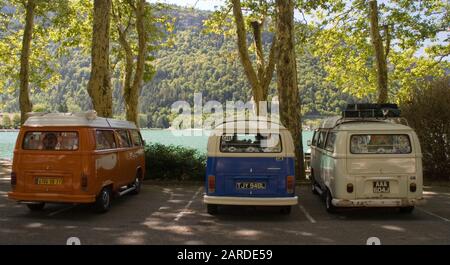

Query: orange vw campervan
<box><xmin>8</xmin><ymin>111</ymin><xmax>145</xmax><ymax>213</ymax></box>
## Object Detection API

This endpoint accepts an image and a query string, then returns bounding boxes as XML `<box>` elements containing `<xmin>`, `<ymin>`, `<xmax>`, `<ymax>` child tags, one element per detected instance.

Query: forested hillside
<box><xmin>0</xmin><ymin>6</ymin><xmax>351</xmax><ymax>128</ymax></box>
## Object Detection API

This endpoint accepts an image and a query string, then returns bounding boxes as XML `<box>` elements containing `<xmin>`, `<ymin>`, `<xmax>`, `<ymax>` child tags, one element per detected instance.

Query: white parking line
<box><xmin>417</xmin><ymin>207</ymin><xmax>450</xmax><ymax>223</ymax></box>
<box><xmin>48</xmin><ymin>205</ymin><xmax>76</xmax><ymax>217</ymax></box>
<box><xmin>298</xmin><ymin>204</ymin><xmax>317</xmax><ymax>223</ymax></box>
<box><xmin>174</xmin><ymin>186</ymin><xmax>203</xmax><ymax>222</ymax></box>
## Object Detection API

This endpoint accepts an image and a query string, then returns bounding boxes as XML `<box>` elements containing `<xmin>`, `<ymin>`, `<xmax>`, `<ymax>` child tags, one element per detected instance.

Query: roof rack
<box><xmin>342</xmin><ymin>103</ymin><xmax>400</xmax><ymax>118</ymax></box>
<box><xmin>320</xmin><ymin>104</ymin><xmax>408</xmax><ymax>129</ymax></box>
<box><xmin>214</xmin><ymin>116</ymin><xmax>284</xmax><ymax>128</ymax></box>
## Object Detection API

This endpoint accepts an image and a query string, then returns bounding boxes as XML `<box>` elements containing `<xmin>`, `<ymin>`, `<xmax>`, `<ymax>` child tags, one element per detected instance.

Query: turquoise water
<box><xmin>0</xmin><ymin>130</ymin><xmax>313</xmax><ymax>160</ymax></box>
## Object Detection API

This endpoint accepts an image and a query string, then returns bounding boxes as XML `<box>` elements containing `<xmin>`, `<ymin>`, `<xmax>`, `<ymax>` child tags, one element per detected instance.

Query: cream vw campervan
<box><xmin>309</xmin><ymin>104</ymin><xmax>424</xmax><ymax>213</ymax></box>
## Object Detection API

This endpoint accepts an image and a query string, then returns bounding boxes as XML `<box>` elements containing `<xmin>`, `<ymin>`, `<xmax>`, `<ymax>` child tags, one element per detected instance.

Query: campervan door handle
<box><xmin>267</xmin><ymin>168</ymin><xmax>281</xmax><ymax>170</ymax></box>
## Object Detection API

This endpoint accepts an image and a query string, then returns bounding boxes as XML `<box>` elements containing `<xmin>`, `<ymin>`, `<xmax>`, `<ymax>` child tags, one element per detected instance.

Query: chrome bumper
<box><xmin>204</xmin><ymin>195</ymin><xmax>298</xmax><ymax>206</ymax></box>
<box><xmin>332</xmin><ymin>197</ymin><xmax>425</xmax><ymax>207</ymax></box>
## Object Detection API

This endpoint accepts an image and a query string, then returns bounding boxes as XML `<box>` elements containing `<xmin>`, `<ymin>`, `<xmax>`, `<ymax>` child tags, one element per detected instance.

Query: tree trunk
<box><xmin>251</xmin><ymin>21</ymin><xmax>265</xmax><ymax>84</ymax></box>
<box><xmin>276</xmin><ymin>0</ymin><xmax>305</xmax><ymax>180</ymax></box>
<box><xmin>369</xmin><ymin>0</ymin><xmax>388</xmax><ymax>103</ymax></box>
<box><xmin>231</xmin><ymin>0</ymin><xmax>263</xmax><ymax>111</ymax></box>
<box><xmin>19</xmin><ymin>0</ymin><xmax>35</xmax><ymax>125</ymax></box>
<box><xmin>128</xmin><ymin>0</ymin><xmax>147</xmax><ymax>127</ymax></box>
<box><xmin>87</xmin><ymin>0</ymin><xmax>112</xmax><ymax>117</ymax></box>
<box><xmin>231</xmin><ymin>0</ymin><xmax>276</xmax><ymax>114</ymax></box>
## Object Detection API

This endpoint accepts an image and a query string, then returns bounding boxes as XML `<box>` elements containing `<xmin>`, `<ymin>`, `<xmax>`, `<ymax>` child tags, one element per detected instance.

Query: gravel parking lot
<box><xmin>1</xmin><ymin>166</ymin><xmax>449</xmax><ymax>245</ymax></box>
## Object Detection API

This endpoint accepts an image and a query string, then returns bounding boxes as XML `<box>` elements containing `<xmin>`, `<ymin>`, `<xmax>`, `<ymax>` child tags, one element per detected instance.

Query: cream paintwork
<box><xmin>95</xmin><ymin>153</ymin><xmax>118</xmax><ymax>170</ymax></box>
<box><xmin>310</xmin><ymin>120</ymin><xmax>424</xmax><ymax>208</ymax></box>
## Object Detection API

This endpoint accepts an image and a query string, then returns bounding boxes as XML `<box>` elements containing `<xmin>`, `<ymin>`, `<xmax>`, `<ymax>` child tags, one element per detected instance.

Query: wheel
<box><xmin>94</xmin><ymin>187</ymin><xmax>112</xmax><ymax>213</ymax></box>
<box><xmin>325</xmin><ymin>189</ymin><xmax>337</xmax><ymax>214</ymax></box>
<box><xmin>399</xmin><ymin>206</ymin><xmax>414</xmax><ymax>214</ymax></box>
<box><xmin>280</xmin><ymin>206</ymin><xmax>291</xmax><ymax>215</ymax></box>
<box><xmin>130</xmin><ymin>175</ymin><xmax>142</xmax><ymax>195</ymax></box>
<box><xmin>207</xmin><ymin>204</ymin><xmax>218</xmax><ymax>215</ymax></box>
<box><xmin>27</xmin><ymin>202</ymin><xmax>45</xmax><ymax>211</ymax></box>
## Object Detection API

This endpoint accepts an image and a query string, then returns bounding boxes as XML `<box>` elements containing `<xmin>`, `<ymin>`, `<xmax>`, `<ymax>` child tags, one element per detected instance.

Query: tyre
<box><xmin>399</xmin><ymin>206</ymin><xmax>414</xmax><ymax>214</ymax></box>
<box><xmin>130</xmin><ymin>174</ymin><xmax>142</xmax><ymax>195</ymax></box>
<box><xmin>207</xmin><ymin>204</ymin><xmax>218</xmax><ymax>215</ymax></box>
<box><xmin>94</xmin><ymin>187</ymin><xmax>112</xmax><ymax>213</ymax></box>
<box><xmin>27</xmin><ymin>202</ymin><xmax>45</xmax><ymax>211</ymax></box>
<box><xmin>325</xmin><ymin>189</ymin><xmax>337</xmax><ymax>214</ymax></box>
<box><xmin>280</xmin><ymin>206</ymin><xmax>291</xmax><ymax>215</ymax></box>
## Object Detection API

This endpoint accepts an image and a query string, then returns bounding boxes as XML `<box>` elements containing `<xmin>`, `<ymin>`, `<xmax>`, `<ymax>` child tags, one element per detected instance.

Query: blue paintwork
<box><xmin>205</xmin><ymin>156</ymin><xmax>296</xmax><ymax>198</ymax></box>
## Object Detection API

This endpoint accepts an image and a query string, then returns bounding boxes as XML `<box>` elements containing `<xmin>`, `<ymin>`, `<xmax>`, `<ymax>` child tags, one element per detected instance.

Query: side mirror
<box><xmin>307</xmin><ymin>140</ymin><xmax>312</xmax><ymax>146</ymax></box>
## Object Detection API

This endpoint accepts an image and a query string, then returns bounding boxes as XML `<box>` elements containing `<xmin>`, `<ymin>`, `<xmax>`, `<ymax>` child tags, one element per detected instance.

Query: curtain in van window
<box><xmin>325</xmin><ymin>132</ymin><xmax>336</xmax><ymax>152</ymax></box>
<box><xmin>220</xmin><ymin>133</ymin><xmax>282</xmax><ymax>153</ymax></box>
<box><xmin>130</xmin><ymin>130</ymin><xmax>143</xmax><ymax>147</ymax></box>
<box><xmin>317</xmin><ymin>131</ymin><xmax>327</xmax><ymax>149</ymax></box>
<box><xmin>96</xmin><ymin>130</ymin><xmax>116</xmax><ymax>150</ymax></box>
<box><xmin>117</xmin><ymin>130</ymin><xmax>132</xmax><ymax>147</ymax></box>
<box><xmin>350</xmin><ymin>134</ymin><xmax>411</xmax><ymax>154</ymax></box>
<box><xmin>23</xmin><ymin>132</ymin><xmax>79</xmax><ymax>151</ymax></box>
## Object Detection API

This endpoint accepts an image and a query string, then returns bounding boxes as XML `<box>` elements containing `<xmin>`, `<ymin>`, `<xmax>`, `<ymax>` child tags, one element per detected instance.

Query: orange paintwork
<box><xmin>8</xmin><ymin>126</ymin><xmax>145</xmax><ymax>204</ymax></box>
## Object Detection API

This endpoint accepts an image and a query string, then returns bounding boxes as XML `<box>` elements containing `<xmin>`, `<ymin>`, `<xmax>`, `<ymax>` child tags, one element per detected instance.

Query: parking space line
<box><xmin>297</xmin><ymin>204</ymin><xmax>317</xmax><ymax>223</ymax></box>
<box><xmin>174</xmin><ymin>186</ymin><xmax>203</xmax><ymax>222</ymax></box>
<box><xmin>417</xmin><ymin>207</ymin><xmax>450</xmax><ymax>223</ymax></box>
<box><xmin>48</xmin><ymin>205</ymin><xmax>76</xmax><ymax>217</ymax></box>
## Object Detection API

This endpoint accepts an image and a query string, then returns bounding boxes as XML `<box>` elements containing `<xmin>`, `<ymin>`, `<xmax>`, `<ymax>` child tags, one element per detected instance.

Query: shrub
<box><xmin>144</xmin><ymin>143</ymin><xmax>206</xmax><ymax>181</ymax></box>
<box><xmin>400</xmin><ymin>77</ymin><xmax>450</xmax><ymax>180</ymax></box>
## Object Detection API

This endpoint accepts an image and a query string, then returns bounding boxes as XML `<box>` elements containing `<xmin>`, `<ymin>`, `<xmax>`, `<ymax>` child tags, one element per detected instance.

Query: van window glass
<box><xmin>350</xmin><ymin>134</ymin><xmax>412</xmax><ymax>154</ymax></box>
<box><xmin>317</xmin><ymin>131</ymin><xmax>327</xmax><ymax>149</ymax></box>
<box><xmin>325</xmin><ymin>132</ymin><xmax>336</xmax><ymax>152</ymax></box>
<box><xmin>117</xmin><ymin>130</ymin><xmax>132</xmax><ymax>148</ymax></box>
<box><xmin>95</xmin><ymin>130</ymin><xmax>116</xmax><ymax>150</ymax></box>
<box><xmin>23</xmin><ymin>132</ymin><xmax>79</xmax><ymax>151</ymax></box>
<box><xmin>130</xmin><ymin>130</ymin><xmax>143</xmax><ymax>147</ymax></box>
<box><xmin>312</xmin><ymin>131</ymin><xmax>319</xmax><ymax>146</ymax></box>
<box><xmin>220</xmin><ymin>133</ymin><xmax>282</xmax><ymax>153</ymax></box>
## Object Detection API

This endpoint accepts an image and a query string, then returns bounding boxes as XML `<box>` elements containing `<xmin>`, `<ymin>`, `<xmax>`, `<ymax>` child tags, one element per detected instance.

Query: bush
<box><xmin>144</xmin><ymin>143</ymin><xmax>206</xmax><ymax>181</ymax></box>
<box><xmin>400</xmin><ymin>77</ymin><xmax>450</xmax><ymax>180</ymax></box>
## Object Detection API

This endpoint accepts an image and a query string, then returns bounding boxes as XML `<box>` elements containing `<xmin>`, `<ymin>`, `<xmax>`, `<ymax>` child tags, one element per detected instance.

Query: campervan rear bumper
<box><xmin>331</xmin><ymin>197</ymin><xmax>425</xmax><ymax>207</ymax></box>
<box><xmin>8</xmin><ymin>191</ymin><xmax>96</xmax><ymax>204</ymax></box>
<box><xmin>204</xmin><ymin>195</ymin><xmax>298</xmax><ymax>206</ymax></box>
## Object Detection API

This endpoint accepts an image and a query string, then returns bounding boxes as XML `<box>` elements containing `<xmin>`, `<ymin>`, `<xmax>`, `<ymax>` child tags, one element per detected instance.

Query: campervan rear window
<box><xmin>350</xmin><ymin>134</ymin><xmax>412</xmax><ymax>154</ymax></box>
<box><xmin>220</xmin><ymin>133</ymin><xmax>282</xmax><ymax>153</ymax></box>
<box><xmin>23</xmin><ymin>131</ymin><xmax>79</xmax><ymax>151</ymax></box>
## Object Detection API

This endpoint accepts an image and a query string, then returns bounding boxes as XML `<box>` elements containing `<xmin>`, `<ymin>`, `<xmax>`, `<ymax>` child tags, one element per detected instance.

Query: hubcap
<box><xmin>102</xmin><ymin>191</ymin><xmax>109</xmax><ymax>208</ymax></box>
<box><xmin>135</xmin><ymin>178</ymin><xmax>140</xmax><ymax>189</ymax></box>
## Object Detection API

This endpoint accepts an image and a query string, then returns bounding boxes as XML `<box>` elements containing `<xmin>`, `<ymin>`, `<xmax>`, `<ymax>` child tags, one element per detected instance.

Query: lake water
<box><xmin>0</xmin><ymin>129</ymin><xmax>313</xmax><ymax>160</ymax></box>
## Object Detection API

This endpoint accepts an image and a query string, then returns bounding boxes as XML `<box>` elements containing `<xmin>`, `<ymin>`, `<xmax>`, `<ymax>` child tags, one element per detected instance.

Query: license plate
<box><xmin>373</xmin><ymin>180</ymin><xmax>390</xmax><ymax>193</ymax></box>
<box><xmin>36</xmin><ymin>177</ymin><xmax>63</xmax><ymax>185</ymax></box>
<box><xmin>236</xmin><ymin>182</ymin><xmax>266</xmax><ymax>190</ymax></box>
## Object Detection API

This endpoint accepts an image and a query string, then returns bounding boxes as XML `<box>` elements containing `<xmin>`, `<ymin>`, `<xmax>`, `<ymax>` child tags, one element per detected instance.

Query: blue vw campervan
<box><xmin>203</xmin><ymin>119</ymin><xmax>298</xmax><ymax>215</ymax></box>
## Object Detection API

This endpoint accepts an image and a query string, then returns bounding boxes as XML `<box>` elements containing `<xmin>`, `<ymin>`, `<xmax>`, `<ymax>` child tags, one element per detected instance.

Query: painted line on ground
<box><xmin>297</xmin><ymin>204</ymin><xmax>317</xmax><ymax>223</ymax></box>
<box><xmin>48</xmin><ymin>205</ymin><xmax>76</xmax><ymax>217</ymax></box>
<box><xmin>417</xmin><ymin>207</ymin><xmax>450</xmax><ymax>223</ymax></box>
<box><xmin>174</xmin><ymin>186</ymin><xmax>203</xmax><ymax>222</ymax></box>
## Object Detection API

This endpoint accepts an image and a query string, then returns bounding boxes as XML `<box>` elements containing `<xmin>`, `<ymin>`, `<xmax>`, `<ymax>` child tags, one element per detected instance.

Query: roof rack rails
<box><xmin>215</xmin><ymin>117</ymin><xmax>284</xmax><ymax>127</ymax></box>
<box><xmin>319</xmin><ymin>104</ymin><xmax>408</xmax><ymax>129</ymax></box>
<box><xmin>342</xmin><ymin>103</ymin><xmax>400</xmax><ymax>118</ymax></box>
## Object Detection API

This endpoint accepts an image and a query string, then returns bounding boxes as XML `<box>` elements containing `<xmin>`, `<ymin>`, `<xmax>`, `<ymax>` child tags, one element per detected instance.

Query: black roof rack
<box><xmin>342</xmin><ymin>103</ymin><xmax>400</xmax><ymax>118</ymax></box>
